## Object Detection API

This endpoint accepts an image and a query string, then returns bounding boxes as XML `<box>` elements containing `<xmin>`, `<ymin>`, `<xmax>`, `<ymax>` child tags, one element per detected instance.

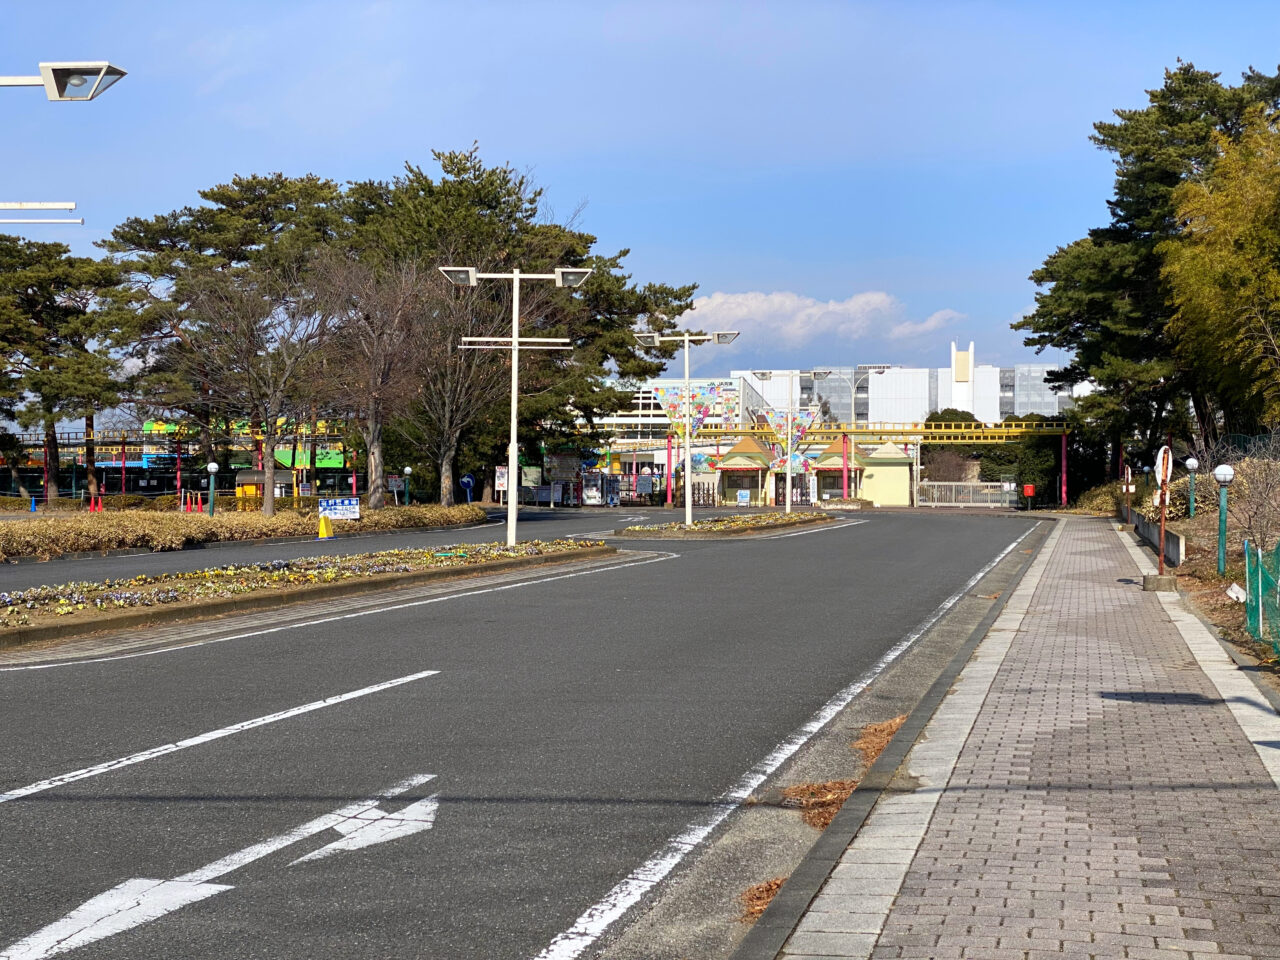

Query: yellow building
<box><xmin>714</xmin><ymin>436</ymin><xmax>773</xmax><ymax>507</ymax></box>
<box><xmin>858</xmin><ymin>442</ymin><xmax>914</xmax><ymax>507</ymax></box>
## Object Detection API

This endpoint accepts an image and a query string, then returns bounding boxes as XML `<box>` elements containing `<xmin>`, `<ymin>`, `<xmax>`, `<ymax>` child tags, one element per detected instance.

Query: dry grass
<box><xmin>739</xmin><ymin>714</ymin><xmax>910</xmax><ymax>924</ymax></box>
<box><xmin>778</xmin><ymin>714</ymin><xmax>909</xmax><ymax>831</ymax></box>
<box><xmin>853</xmin><ymin>714</ymin><xmax>907</xmax><ymax>766</ymax></box>
<box><xmin>740</xmin><ymin>876</ymin><xmax>786</xmax><ymax>922</ymax></box>
<box><xmin>0</xmin><ymin>504</ymin><xmax>486</xmax><ymax>561</ymax></box>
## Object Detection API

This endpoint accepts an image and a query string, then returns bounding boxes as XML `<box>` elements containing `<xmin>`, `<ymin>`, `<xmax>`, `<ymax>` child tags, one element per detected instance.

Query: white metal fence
<box><xmin>917</xmin><ymin>481</ymin><xmax>1013</xmax><ymax>508</ymax></box>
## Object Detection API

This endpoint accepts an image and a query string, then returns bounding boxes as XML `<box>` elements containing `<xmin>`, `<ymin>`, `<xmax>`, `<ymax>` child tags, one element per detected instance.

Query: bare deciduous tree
<box><xmin>311</xmin><ymin>253</ymin><xmax>429</xmax><ymax>509</ymax></box>
<box><xmin>182</xmin><ymin>263</ymin><xmax>329</xmax><ymax>517</ymax></box>
<box><xmin>1208</xmin><ymin>430</ymin><xmax>1280</xmax><ymax>553</ymax></box>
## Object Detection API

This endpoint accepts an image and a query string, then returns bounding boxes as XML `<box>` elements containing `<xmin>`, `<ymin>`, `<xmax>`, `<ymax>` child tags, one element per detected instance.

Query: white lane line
<box><xmin>530</xmin><ymin>523</ymin><xmax>1039</xmax><ymax>960</ymax></box>
<box><xmin>0</xmin><ymin>551</ymin><xmax>679</xmax><ymax>672</ymax></box>
<box><xmin>0</xmin><ymin>671</ymin><xmax>439</xmax><ymax>805</ymax></box>
<box><xmin>754</xmin><ymin>519</ymin><xmax>867</xmax><ymax>539</ymax></box>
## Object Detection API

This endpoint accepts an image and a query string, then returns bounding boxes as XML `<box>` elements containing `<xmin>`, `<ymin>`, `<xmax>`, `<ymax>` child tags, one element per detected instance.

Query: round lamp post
<box><xmin>403</xmin><ymin>466</ymin><xmax>412</xmax><ymax>505</ymax></box>
<box><xmin>206</xmin><ymin>462</ymin><xmax>219</xmax><ymax>517</ymax></box>
<box><xmin>1213</xmin><ymin>463</ymin><xmax>1235</xmax><ymax>575</ymax></box>
<box><xmin>1142</xmin><ymin>465</ymin><xmax>1151</xmax><ymax>496</ymax></box>
<box><xmin>1185</xmin><ymin>457</ymin><xmax>1199</xmax><ymax>518</ymax></box>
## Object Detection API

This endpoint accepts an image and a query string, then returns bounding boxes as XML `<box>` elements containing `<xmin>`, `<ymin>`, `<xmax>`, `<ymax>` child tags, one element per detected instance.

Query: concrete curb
<box><xmin>1</xmin><ymin>516</ymin><xmax>497</xmax><ymax>565</ymax></box>
<box><xmin>611</xmin><ymin>515</ymin><xmax>834</xmax><ymax>540</ymax></box>
<box><xmin>0</xmin><ymin>544</ymin><xmax>616</xmax><ymax>651</ymax></box>
<box><xmin>728</xmin><ymin>519</ymin><xmax>1055</xmax><ymax>960</ymax></box>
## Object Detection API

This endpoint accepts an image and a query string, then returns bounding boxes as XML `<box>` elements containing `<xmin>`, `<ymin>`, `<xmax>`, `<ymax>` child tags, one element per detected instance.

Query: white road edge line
<box><xmin>0</xmin><ymin>551</ymin><xmax>680</xmax><ymax>673</ymax></box>
<box><xmin>530</xmin><ymin>522</ymin><xmax>1039</xmax><ymax>960</ymax></box>
<box><xmin>754</xmin><ymin>519</ymin><xmax>867</xmax><ymax>539</ymax></box>
<box><xmin>0</xmin><ymin>671</ymin><xmax>440</xmax><ymax>805</ymax></box>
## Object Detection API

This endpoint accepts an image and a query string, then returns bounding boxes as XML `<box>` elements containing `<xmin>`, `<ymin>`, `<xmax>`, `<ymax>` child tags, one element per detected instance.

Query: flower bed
<box><xmin>619</xmin><ymin>511</ymin><xmax>829</xmax><ymax>536</ymax></box>
<box><xmin>0</xmin><ymin>539</ymin><xmax>601</xmax><ymax>631</ymax></box>
<box><xmin>0</xmin><ymin>504</ymin><xmax>486</xmax><ymax>561</ymax></box>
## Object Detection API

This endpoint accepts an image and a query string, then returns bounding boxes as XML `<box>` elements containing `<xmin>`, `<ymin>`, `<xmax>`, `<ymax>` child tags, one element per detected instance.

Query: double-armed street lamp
<box><xmin>1213</xmin><ymin>463</ymin><xmax>1235</xmax><ymax>575</ymax></box>
<box><xmin>751</xmin><ymin>369</ymin><xmax>830</xmax><ymax>514</ymax></box>
<box><xmin>633</xmin><ymin>330</ymin><xmax>740</xmax><ymax>527</ymax></box>
<box><xmin>442</xmin><ymin>265</ymin><xmax>593</xmax><ymax>547</ymax></box>
<box><xmin>2</xmin><ymin>60</ymin><xmax>126</xmax><ymax>226</ymax></box>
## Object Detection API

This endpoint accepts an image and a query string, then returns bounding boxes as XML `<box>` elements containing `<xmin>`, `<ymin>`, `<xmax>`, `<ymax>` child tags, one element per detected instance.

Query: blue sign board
<box><xmin>319</xmin><ymin>497</ymin><xmax>360</xmax><ymax>520</ymax></box>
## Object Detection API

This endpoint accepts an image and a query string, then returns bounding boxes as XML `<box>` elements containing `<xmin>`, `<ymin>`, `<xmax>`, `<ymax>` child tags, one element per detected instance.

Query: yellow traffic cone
<box><xmin>317</xmin><ymin>515</ymin><xmax>334</xmax><ymax>540</ymax></box>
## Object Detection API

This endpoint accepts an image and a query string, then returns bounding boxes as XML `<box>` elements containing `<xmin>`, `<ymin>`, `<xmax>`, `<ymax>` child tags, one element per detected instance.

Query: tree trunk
<box><xmin>8</xmin><ymin>460</ymin><xmax>29</xmax><ymax>499</ymax></box>
<box><xmin>44</xmin><ymin>421</ymin><xmax>60</xmax><ymax>502</ymax></box>
<box><xmin>262</xmin><ymin>436</ymin><xmax>278</xmax><ymax>517</ymax></box>
<box><xmin>364</xmin><ymin>414</ymin><xmax>386</xmax><ymax>510</ymax></box>
<box><xmin>438</xmin><ymin>444</ymin><xmax>457</xmax><ymax>507</ymax></box>
<box><xmin>85</xmin><ymin>413</ymin><xmax>99</xmax><ymax>499</ymax></box>
<box><xmin>481</xmin><ymin>475</ymin><xmax>494</xmax><ymax>504</ymax></box>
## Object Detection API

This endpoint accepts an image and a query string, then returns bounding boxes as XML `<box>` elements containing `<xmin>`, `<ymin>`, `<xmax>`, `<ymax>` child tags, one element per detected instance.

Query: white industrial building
<box><xmin>734</xmin><ymin>341</ymin><xmax>1082</xmax><ymax>425</ymax></box>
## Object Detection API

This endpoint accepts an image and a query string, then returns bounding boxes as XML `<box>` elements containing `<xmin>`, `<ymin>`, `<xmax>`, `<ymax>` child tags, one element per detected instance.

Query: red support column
<box><xmin>841</xmin><ymin>434</ymin><xmax>849</xmax><ymax>499</ymax></box>
<box><xmin>1060</xmin><ymin>433</ymin><xmax>1068</xmax><ymax>507</ymax></box>
<box><xmin>665</xmin><ymin>434</ymin><xmax>673</xmax><ymax>506</ymax></box>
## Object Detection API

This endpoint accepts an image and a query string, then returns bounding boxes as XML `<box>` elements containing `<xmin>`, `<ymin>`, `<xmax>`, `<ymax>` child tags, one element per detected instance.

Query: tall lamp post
<box><xmin>403</xmin><ymin>466</ymin><xmax>413</xmax><ymax>506</ymax></box>
<box><xmin>206</xmin><ymin>462</ymin><xmax>219</xmax><ymax>517</ymax></box>
<box><xmin>634</xmin><ymin>330</ymin><xmax>740</xmax><ymax>527</ymax></box>
<box><xmin>1213</xmin><ymin>463</ymin><xmax>1235</xmax><ymax>575</ymax></box>
<box><xmin>1185</xmin><ymin>457</ymin><xmax>1199</xmax><ymax>518</ymax></box>
<box><xmin>443</xmin><ymin>265</ymin><xmax>592</xmax><ymax>548</ymax></box>
<box><xmin>2</xmin><ymin>61</ymin><xmax>126</xmax><ymax>225</ymax></box>
<box><xmin>751</xmin><ymin>370</ymin><xmax>829</xmax><ymax>514</ymax></box>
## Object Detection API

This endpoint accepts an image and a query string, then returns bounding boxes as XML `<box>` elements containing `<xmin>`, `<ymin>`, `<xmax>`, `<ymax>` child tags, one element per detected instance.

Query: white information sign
<box><xmin>1155</xmin><ymin>445</ymin><xmax>1173</xmax><ymax>485</ymax></box>
<box><xmin>319</xmin><ymin>497</ymin><xmax>360</xmax><ymax>520</ymax></box>
<box><xmin>495</xmin><ymin>466</ymin><xmax>508</xmax><ymax>492</ymax></box>
<box><xmin>737</xmin><ymin>489</ymin><xmax>750</xmax><ymax>506</ymax></box>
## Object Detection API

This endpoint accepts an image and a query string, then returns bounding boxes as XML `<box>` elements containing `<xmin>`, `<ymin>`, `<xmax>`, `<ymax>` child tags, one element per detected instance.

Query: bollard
<box><xmin>29</xmin><ymin>497</ymin><xmax>36</xmax><ymax>512</ymax></box>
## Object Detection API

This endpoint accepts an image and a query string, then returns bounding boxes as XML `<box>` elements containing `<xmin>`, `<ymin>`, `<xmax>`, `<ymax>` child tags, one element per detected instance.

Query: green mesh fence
<box><xmin>1245</xmin><ymin>541</ymin><xmax>1280</xmax><ymax>655</ymax></box>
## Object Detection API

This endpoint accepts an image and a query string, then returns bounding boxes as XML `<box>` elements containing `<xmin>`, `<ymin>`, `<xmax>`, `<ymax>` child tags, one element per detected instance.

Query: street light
<box><xmin>632</xmin><ymin>329</ymin><xmax>740</xmax><ymax>527</ymax></box>
<box><xmin>402</xmin><ymin>466</ymin><xmax>412</xmax><ymax>506</ymax></box>
<box><xmin>752</xmin><ymin>370</ymin><xmax>829</xmax><ymax>514</ymax></box>
<box><xmin>206</xmin><ymin>462</ymin><xmax>219</xmax><ymax>517</ymax></box>
<box><xmin>1213</xmin><ymin>463</ymin><xmax>1235</xmax><ymax>575</ymax></box>
<box><xmin>444</xmin><ymin>265</ymin><xmax>592</xmax><ymax>547</ymax></box>
<box><xmin>0</xmin><ymin>61</ymin><xmax>127</xmax><ymax>100</ymax></box>
<box><xmin>2</xmin><ymin>61</ymin><xmax>125</xmax><ymax>225</ymax></box>
<box><xmin>1185</xmin><ymin>457</ymin><xmax>1199</xmax><ymax>518</ymax></box>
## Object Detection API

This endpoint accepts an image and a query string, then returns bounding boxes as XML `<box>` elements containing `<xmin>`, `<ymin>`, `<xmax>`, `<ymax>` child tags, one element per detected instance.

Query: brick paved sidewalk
<box><xmin>781</xmin><ymin>517</ymin><xmax>1280</xmax><ymax>960</ymax></box>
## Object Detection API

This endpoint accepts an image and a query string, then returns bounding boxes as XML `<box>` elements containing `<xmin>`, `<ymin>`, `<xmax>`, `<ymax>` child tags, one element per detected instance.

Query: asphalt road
<box><xmin>0</xmin><ymin>510</ymin><xmax>1036</xmax><ymax>960</ymax></box>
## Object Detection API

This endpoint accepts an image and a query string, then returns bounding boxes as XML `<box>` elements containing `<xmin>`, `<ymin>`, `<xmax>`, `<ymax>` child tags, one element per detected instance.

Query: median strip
<box><xmin>0</xmin><ymin>540</ymin><xmax>613</xmax><ymax>650</ymax></box>
<box><xmin>613</xmin><ymin>511</ymin><xmax>833</xmax><ymax>539</ymax></box>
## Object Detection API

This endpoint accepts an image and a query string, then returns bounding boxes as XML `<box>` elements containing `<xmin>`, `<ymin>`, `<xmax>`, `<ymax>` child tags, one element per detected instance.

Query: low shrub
<box><xmin>0</xmin><ymin>503</ymin><xmax>487</xmax><ymax>560</ymax></box>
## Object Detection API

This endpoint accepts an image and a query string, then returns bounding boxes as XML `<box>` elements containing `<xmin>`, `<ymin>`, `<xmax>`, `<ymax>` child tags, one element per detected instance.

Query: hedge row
<box><xmin>0</xmin><ymin>503</ymin><xmax>487</xmax><ymax>561</ymax></box>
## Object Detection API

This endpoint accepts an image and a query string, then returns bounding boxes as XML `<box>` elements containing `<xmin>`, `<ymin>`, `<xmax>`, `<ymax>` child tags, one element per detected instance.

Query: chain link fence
<box><xmin>1245</xmin><ymin>539</ymin><xmax>1280</xmax><ymax>654</ymax></box>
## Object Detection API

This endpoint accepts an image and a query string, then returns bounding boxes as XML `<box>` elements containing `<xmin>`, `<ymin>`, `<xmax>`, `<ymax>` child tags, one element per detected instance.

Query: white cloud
<box><xmin>682</xmin><ymin>290</ymin><xmax>900</xmax><ymax>350</ymax></box>
<box><xmin>888</xmin><ymin>308</ymin><xmax>965</xmax><ymax>340</ymax></box>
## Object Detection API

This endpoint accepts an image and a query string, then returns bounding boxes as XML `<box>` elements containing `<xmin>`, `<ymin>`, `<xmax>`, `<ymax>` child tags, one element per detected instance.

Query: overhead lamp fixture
<box><xmin>438</xmin><ymin>266</ymin><xmax>477</xmax><ymax>287</ymax></box>
<box><xmin>0</xmin><ymin>62</ymin><xmax>127</xmax><ymax>101</ymax></box>
<box><xmin>713</xmin><ymin>331</ymin><xmax>739</xmax><ymax>345</ymax></box>
<box><xmin>751</xmin><ymin>370</ymin><xmax>773</xmax><ymax>380</ymax></box>
<box><xmin>633</xmin><ymin>333</ymin><xmax>659</xmax><ymax>347</ymax></box>
<box><xmin>554</xmin><ymin>267</ymin><xmax>593</xmax><ymax>288</ymax></box>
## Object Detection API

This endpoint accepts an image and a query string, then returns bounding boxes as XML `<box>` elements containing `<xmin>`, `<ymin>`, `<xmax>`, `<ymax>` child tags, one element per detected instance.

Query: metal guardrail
<box><xmin>917</xmin><ymin>481</ymin><xmax>1014</xmax><ymax>508</ymax></box>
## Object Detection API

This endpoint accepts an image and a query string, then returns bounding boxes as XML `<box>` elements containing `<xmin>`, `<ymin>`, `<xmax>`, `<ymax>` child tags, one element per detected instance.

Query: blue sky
<box><xmin>4</xmin><ymin>0</ymin><xmax>1278</xmax><ymax>375</ymax></box>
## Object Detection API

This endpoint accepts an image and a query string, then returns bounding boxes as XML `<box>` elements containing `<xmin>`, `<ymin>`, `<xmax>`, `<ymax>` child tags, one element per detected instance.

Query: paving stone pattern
<box><xmin>811</xmin><ymin>520</ymin><xmax>1280</xmax><ymax>959</ymax></box>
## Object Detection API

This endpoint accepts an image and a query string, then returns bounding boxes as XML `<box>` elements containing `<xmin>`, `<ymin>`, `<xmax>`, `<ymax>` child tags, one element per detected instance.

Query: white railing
<box><xmin>917</xmin><ymin>481</ymin><xmax>1012</xmax><ymax>508</ymax></box>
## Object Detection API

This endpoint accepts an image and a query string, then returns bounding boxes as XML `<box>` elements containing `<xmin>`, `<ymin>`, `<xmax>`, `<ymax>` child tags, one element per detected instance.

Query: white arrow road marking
<box><xmin>0</xmin><ymin>774</ymin><xmax>437</xmax><ymax>960</ymax></box>
<box><xmin>0</xmin><ymin>670</ymin><xmax>438</xmax><ymax>805</ymax></box>
<box><xmin>290</xmin><ymin>793</ymin><xmax>438</xmax><ymax>864</ymax></box>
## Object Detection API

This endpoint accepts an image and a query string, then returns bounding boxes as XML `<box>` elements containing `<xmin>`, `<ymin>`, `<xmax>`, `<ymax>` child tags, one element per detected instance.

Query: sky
<box><xmin>4</xmin><ymin>0</ymin><xmax>1279</xmax><ymax>376</ymax></box>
